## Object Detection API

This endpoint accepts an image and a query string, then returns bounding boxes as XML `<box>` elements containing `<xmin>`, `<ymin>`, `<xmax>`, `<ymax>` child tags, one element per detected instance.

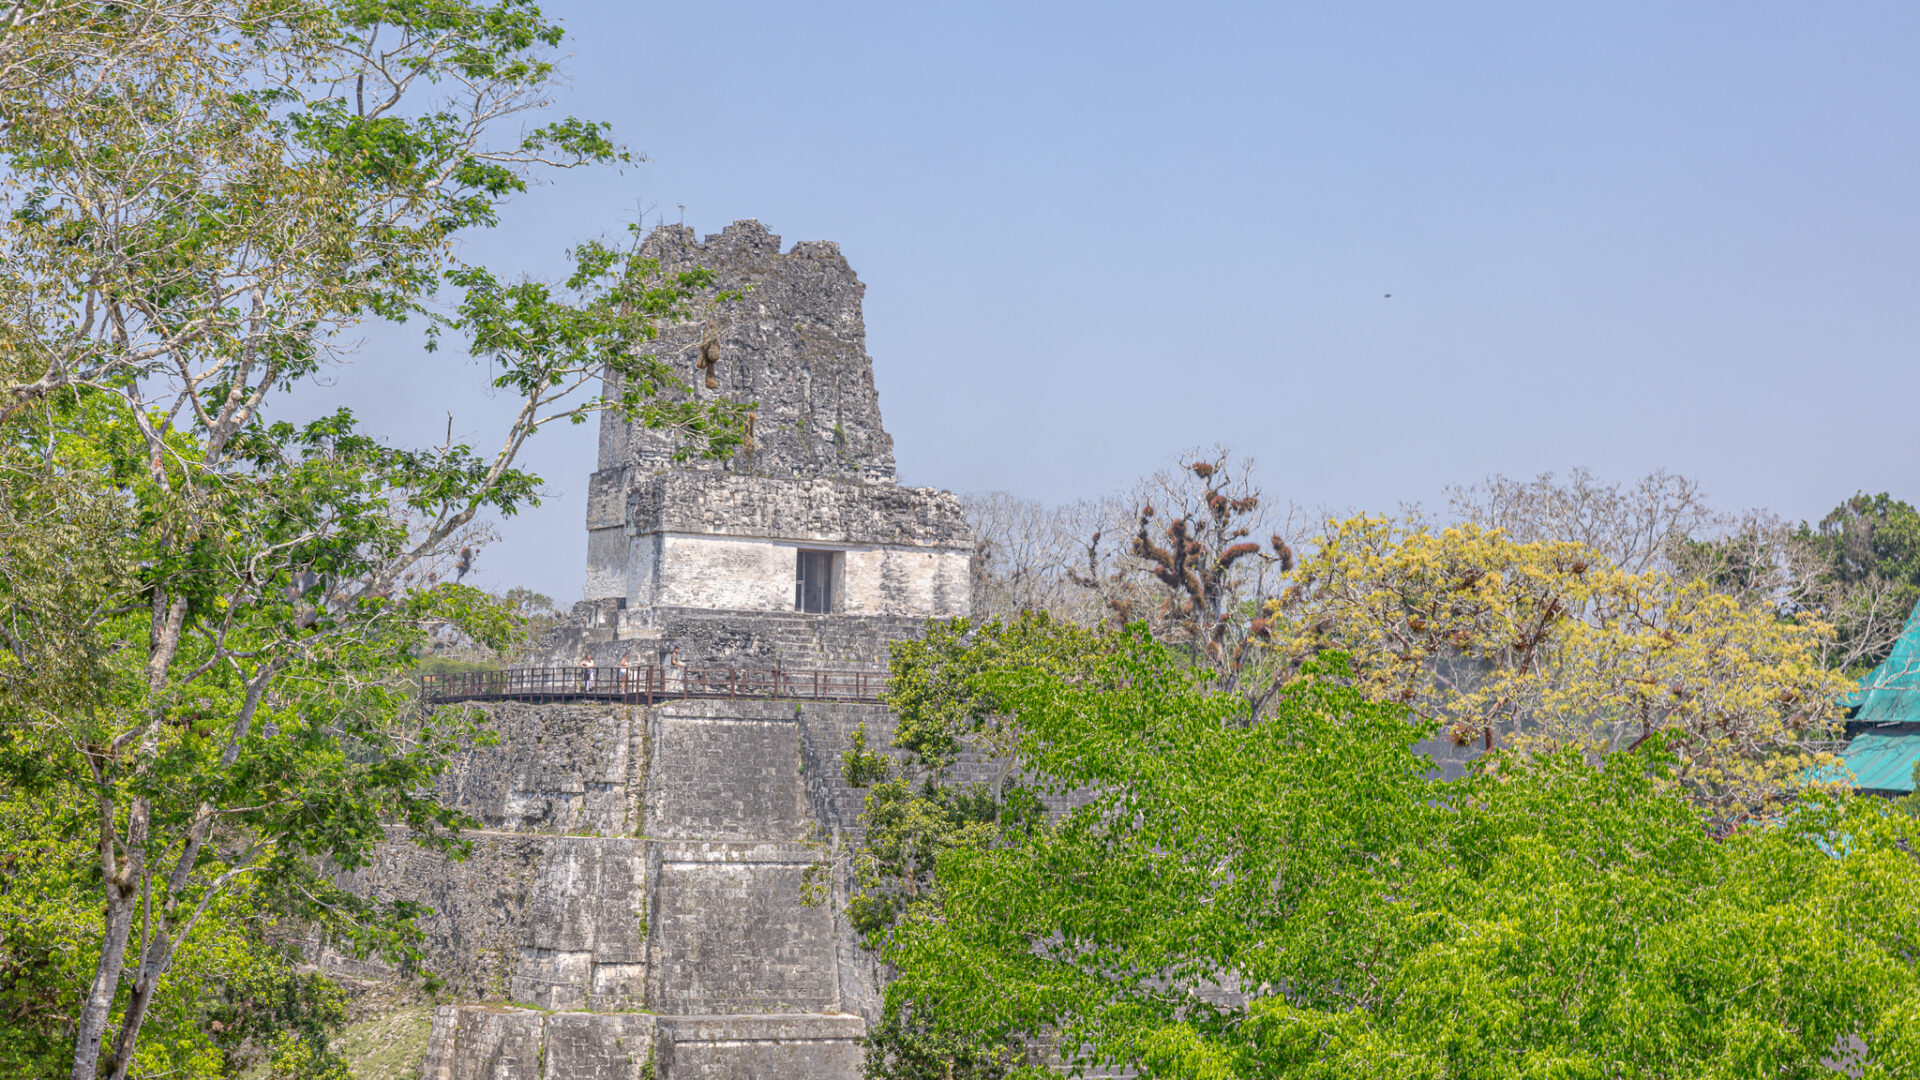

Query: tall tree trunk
<box><xmin>69</xmin><ymin>888</ymin><xmax>135</xmax><ymax>1080</ymax></box>
<box><xmin>105</xmin><ymin>925</ymin><xmax>173</xmax><ymax>1080</ymax></box>
<box><xmin>74</xmin><ymin>571</ymin><xmax>187</xmax><ymax>1078</ymax></box>
<box><xmin>103</xmin><ymin>804</ymin><xmax>217</xmax><ymax>1080</ymax></box>
<box><xmin>70</xmin><ymin>799</ymin><xmax>147</xmax><ymax>1080</ymax></box>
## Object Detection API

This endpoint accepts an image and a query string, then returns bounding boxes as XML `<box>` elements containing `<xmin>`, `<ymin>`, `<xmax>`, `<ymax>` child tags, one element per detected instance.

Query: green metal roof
<box><xmin>1848</xmin><ymin>599</ymin><xmax>1920</xmax><ymax>723</ymax></box>
<box><xmin>1837</xmin><ymin>725</ymin><xmax>1920</xmax><ymax>794</ymax></box>
<box><xmin>1839</xmin><ymin>599</ymin><xmax>1920</xmax><ymax>794</ymax></box>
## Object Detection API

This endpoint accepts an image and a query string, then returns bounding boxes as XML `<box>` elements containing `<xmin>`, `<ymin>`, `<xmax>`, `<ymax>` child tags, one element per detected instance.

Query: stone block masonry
<box><xmin>645</xmin><ymin>708</ymin><xmax>812</xmax><ymax>842</ymax></box>
<box><xmin>332</xmin><ymin>222</ymin><xmax>979</xmax><ymax>1078</ymax></box>
<box><xmin>433</xmin><ymin>702</ymin><xmax>645</xmax><ymax>835</ymax></box>
<box><xmin>648</xmin><ymin>842</ymin><xmax>840</xmax><ymax>1014</ymax></box>
<box><xmin>332</xmin><ymin>698</ymin><xmax>904</xmax><ymax>1078</ymax></box>
<box><xmin>609</xmin><ymin>221</ymin><xmax>898</xmax><ymax>484</ymax></box>
<box><xmin>417</xmin><ymin>1009</ymin><xmax>864</xmax><ymax>1080</ymax></box>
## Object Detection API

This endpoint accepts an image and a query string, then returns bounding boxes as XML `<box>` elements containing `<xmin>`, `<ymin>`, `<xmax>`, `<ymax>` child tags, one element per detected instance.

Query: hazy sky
<box><xmin>307</xmin><ymin>1</ymin><xmax>1920</xmax><ymax>604</ymax></box>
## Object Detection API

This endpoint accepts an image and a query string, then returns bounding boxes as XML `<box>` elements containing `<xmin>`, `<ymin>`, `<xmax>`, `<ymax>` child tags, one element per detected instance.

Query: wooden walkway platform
<box><xmin>420</xmin><ymin>665</ymin><xmax>888</xmax><ymax>705</ymax></box>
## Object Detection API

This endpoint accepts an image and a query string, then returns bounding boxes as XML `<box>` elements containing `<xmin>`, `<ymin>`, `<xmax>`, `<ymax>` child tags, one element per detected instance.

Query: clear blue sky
<box><xmin>314</xmin><ymin>1</ymin><xmax>1920</xmax><ymax>604</ymax></box>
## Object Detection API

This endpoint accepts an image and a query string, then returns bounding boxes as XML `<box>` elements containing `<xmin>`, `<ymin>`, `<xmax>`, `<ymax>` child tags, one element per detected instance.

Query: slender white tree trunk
<box><xmin>106</xmin><ymin>924</ymin><xmax>173</xmax><ymax>1080</ymax></box>
<box><xmin>71</xmin><ymin>800</ymin><xmax>147</xmax><ymax>1080</ymax></box>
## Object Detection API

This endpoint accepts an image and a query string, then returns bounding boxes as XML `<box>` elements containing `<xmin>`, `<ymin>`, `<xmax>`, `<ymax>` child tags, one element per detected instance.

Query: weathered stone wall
<box><xmin>584</xmin><ymin>469</ymin><xmax>974</xmax><ymax>611</ymax></box>
<box><xmin>336</xmin><ymin>697</ymin><xmax>900</xmax><ymax>1078</ymax></box>
<box><xmin>324</xmin><ymin>832</ymin><xmax>549</xmax><ymax>1001</ymax></box>
<box><xmin>578</xmin><ymin>222</ymin><xmax>973</xmax><ymax>619</ymax></box>
<box><xmin>648</xmin><ymin>841</ymin><xmax>840</xmax><ymax>1014</ymax></box>
<box><xmin>614</xmin><ymin>533</ymin><xmax>970</xmax><ymax>617</ymax></box>
<box><xmin>599</xmin><ymin>472</ymin><xmax>971</xmax><ymax>547</ymax></box>
<box><xmin>607</xmin><ymin>220</ymin><xmax>896</xmax><ymax>483</ymax></box>
<box><xmin>552</xmin><ymin>606</ymin><xmax>937</xmax><ymax>669</ymax></box>
<box><xmin>435</xmin><ymin>702</ymin><xmax>646</xmax><ymax>834</ymax></box>
<box><xmin>416</xmin><ymin>1008</ymin><xmax>864</xmax><ymax>1080</ymax></box>
<box><xmin>654</xmin><ymin>1014</ymin><xmax>865</xmax><ymax>1079</ymax></box>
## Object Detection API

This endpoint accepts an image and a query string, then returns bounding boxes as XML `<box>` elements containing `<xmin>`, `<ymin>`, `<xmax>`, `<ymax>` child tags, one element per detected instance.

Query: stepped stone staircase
<box><xmin>328</xmin><ymin>696</ymin><xmax>896</xmax><ymax>1079</ymax></box>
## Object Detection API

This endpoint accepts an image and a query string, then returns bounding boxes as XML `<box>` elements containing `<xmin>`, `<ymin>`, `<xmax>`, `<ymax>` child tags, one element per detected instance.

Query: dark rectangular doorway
<box><xmin>796</xmin><ymin>549</ymin><xmax>836</xmax><ymax>613</ymax></box>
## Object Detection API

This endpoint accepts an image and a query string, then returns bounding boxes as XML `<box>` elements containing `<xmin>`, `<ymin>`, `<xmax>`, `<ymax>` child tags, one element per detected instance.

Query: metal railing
<box><xmin>419</xmin><ymin>665</ymin><xmax>888</xmax><ymax>706</ymax></box>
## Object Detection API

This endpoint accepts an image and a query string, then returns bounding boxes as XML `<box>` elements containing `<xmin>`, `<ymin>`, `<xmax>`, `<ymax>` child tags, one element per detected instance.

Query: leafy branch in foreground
<box><xmin>0</xmin><ymin>3</ymin><xmax>748</xmax><ymax>1078</ymax></box>
<box><xmin>841</xmin><ymin>613</ymin><xmax>1103</xmax><ymax>1078</ymax></box>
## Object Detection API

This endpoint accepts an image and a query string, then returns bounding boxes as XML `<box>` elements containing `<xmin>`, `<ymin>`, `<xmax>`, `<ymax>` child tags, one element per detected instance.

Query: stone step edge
<box><xmin>432</xmin><ymin>1003</ymin><xmax>866</xmax><ymax>1036</ymax></box>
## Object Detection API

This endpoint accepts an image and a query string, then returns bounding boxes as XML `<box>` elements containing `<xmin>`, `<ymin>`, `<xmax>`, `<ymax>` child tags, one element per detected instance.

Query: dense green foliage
<box><xmin>1809</xmin><ymin>493</ymin><xmax>1920</xmax><ymax>597</ymax></box>
<box><xmin>843</xmin><ymin>615</ymin><xmax>1104</xmax><ymax>1078</ymax></box>
<box><xmin>847</xmin><ymin>615</ymin><xmax>1105</xmax><ymax>944</ymax></box>
<box><xmin>0</xmin><ymin>787</ymin><xmax>351</xmax><ymax>1079</ymax></box>
<box><xmin>0</xmin><ymin>2</ymin><xmax>743</xmax><ymax>1076</ymax></box>
<box><xmin>853</xmin><ymin>621</ymin><xmax>1920</xmax><ymax>1078</ymax></box>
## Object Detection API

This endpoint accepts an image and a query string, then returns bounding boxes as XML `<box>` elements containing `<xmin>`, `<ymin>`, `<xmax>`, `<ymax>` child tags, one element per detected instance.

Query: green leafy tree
<box><xmin>0</xmin><ymin>3</ymin><xmax>745</xmax><ymax>1077</ymax></box>
<box><xmin>844</xmin><ymin>613</ymin><xmax>1104</xmax><ymax>1078</ymax></box>
<box><xmin>866</xmin><ymin>629</ymin><xmax>1920</xmax><ymax>1078</ymax></box>
<box><xmin>1802</xmin><ymin>493</ymin><xmax>1920</xmax><ymax>674</ymax></box>
<box><xmin>1809</xmin><ymin>493</ymin><xmax>1920</xmax><ymax>591</ymax></box>
<box><xmin>0</xmin><ymin>785</ymin><xmax>352</xmax><ymax>1079</ymax></box>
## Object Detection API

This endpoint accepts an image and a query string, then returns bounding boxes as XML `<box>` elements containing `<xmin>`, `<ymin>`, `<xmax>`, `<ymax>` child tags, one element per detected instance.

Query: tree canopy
<box><xmin>1286</xmin><ymin>515</ymin><xmax>1851</xmax><ymax>830</ymax></box>
<box><xmin>0</xmin><ymin>2</ymin><xmax>744</xmax><ymax>1076</ymax></box>
<box><xmin>1801</xmin><ymin>493</ymin><xmax>1920</xmax><ymax>675</ymax></box>
<box><xmin>860</xmin><ymin>622</ymin><xmax>1920</xmax><ymax>1079</ymax></box>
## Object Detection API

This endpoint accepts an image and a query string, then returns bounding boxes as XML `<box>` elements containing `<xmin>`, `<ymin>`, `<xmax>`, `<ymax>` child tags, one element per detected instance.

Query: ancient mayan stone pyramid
<box><xmin>323</xmin><ymin>222</ymin><xmax>973</xmax><ymax>1079</ymax></box>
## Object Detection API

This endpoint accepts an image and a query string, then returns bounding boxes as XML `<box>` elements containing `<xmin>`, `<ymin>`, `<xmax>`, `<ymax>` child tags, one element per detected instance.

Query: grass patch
<box><xmin>334</xmin><ymin>1007</ymin><xmax>435</xmax><ymax>1080</ymax></box>
<box><xmin>417</xmin><ymin>655</ymin><xmax>501</xmax><ymax>675</ymax></box>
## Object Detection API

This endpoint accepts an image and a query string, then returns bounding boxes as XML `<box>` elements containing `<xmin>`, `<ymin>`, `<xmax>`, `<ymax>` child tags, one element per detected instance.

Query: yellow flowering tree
<box><xmin>1287</xmin><ymin>516</ymin><xmax>1851</xmax><ymax>828</ymax></box>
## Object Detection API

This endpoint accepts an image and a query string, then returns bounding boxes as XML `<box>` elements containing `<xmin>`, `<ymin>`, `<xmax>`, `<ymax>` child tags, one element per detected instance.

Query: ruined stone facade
<box><xmin>566</xmin><ymin>221</ymin><xmax>972</xmax><ymax>667</ymax></box>
<box><xmin>328</xmin><ymin>223</ymin><xmax>969</xmax><ymax>1079</ymax></box>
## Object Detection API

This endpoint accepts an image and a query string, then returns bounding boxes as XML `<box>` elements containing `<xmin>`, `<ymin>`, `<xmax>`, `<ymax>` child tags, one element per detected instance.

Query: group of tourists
<box><xmin>575</xmin><ymin>648</ymin><xmax>686</xmax><ymax>694</ymax></box>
